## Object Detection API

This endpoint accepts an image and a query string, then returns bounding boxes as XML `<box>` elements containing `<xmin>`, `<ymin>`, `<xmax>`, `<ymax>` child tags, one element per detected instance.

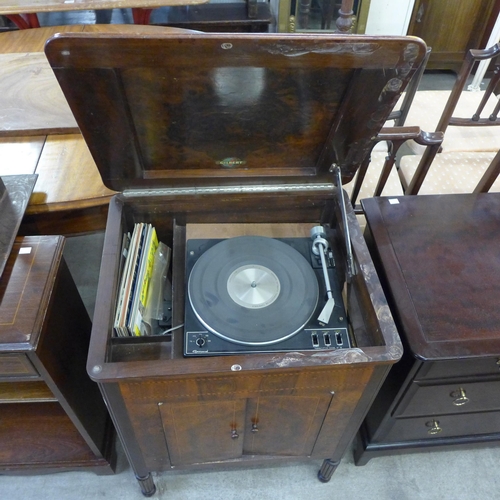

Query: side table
<box><xmin>0</xmin><ymin>235</ymin><xmax>115</xmax><ymax>474</ymax></box>
<box><xmin>354</xmin><ymin>193</ymin><xmax>500</xmax><ymax>464</ymax></box>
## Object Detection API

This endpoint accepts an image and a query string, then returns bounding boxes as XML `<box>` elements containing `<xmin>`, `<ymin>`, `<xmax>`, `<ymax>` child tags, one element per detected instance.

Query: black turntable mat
<box><xmin>188</xmin><ymin>236</ymin><xmax>319</xmax><ymax>345</ymax></box>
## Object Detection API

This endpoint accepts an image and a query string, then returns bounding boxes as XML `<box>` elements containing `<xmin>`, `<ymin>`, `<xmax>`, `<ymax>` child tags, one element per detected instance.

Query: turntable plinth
<box><xmin>43</xmin><ymin>33</ymin><xmax>425</xmax><ymax>495</ymax></box>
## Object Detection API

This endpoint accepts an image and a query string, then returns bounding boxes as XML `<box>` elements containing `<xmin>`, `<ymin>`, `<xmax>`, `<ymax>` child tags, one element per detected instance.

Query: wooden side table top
<box><xmin>0</xmin><ymin>24</ymin><xmax>196</xmax><ymax>137</ymax></box>
<box><xmin>361</xmin><ymin>193</ymin><xmax>500</xmax><ymax>360</ymax></box>
<box><xmin>0</xmin><ymin>51</ymin><xmax>79</xmax><ymax>137</ymax></box>
<box><xmin>0</xmin><ymin>235</ymin><xmax>64</xmax><ymax>349</ymax></box>
<box><xmin>0</xmin><ymin>25</ymin><xmax>193</xmax><ymax>234</ymax></box>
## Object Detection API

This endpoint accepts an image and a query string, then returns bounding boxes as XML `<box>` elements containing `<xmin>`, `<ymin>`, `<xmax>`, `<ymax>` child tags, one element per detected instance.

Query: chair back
<box><xmin>437</xmin><ymin>45</ymin><xmax>500</xmax><ymax>134</ymax></box>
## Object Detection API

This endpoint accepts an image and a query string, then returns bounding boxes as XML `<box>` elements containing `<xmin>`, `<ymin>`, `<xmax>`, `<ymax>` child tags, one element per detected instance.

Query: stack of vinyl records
<box><xmin>113</xmin><ymin>223</ymin><xmax>171</xmax><ymax>337</ymax></box>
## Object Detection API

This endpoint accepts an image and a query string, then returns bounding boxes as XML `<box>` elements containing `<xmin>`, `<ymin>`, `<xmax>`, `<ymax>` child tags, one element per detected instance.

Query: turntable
<box><xmin>184</xmin><ymin>228</ymin><xmax>350</xmax><ymax>355</ymax></box>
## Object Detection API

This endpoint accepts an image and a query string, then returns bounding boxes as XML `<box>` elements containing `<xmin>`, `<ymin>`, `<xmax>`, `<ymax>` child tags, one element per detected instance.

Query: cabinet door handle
<box><xmin>425</xmin><ymin>420</ymin><xmax>442</xmax><ymax>435</ymax></box>
<box><xmin>231</xmin><ymin>428</ymin><xmax>239</xmax><ymax>439</ymax></box>
<box><xmin>450</xmin><ymin>387</ymin><xmax>470</xmax><ymax>406</ymax></box>
<box><xmin>251</xmin><ymin>423</ymin><xmax>259</xmax><ymax>433</ymax></box>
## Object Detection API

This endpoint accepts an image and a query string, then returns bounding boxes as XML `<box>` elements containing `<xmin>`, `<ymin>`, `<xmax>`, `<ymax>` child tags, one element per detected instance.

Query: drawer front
<box><xmin>417</xmin><ymin>358</ymin><xmax>500</xmax><ymax>380</ymax></box>
<box><xmin>0</xmin><ymin>354</ymin><xmax>38</xmax><ymax>378</ymax></box>
<box><xmin>395</xmin><ymin>380</ymin><xmax>500</xmax><ymax>418</ymax></box>
<box><xmin>383</xmin><ymin>412</ymin><xmax>500</xmax><ymax>443</ymax></box>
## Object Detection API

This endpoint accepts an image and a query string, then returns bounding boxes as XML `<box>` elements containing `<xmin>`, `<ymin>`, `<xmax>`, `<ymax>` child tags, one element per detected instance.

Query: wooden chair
<box><xmin>398</xmin><ymin>147</ymin><xmax>500</xmax><ymax>195</ymax></box>
<box><xmin>347</xmin><ymin>127</ymin><xmax>500</xmax><ymax>208</ymax></box>
<box><xmin>346</xmin><ymin>48</ymin><xmax>437</xmax><ymax>208</ymax></box>
<box><xmin>404</xmin><ymin>44</ymin><xmax>500</xmax><ymax>155</ymax></box>
<box><xmin>395</xmin><ymin>45</ymin><xmax>500</xmax><ymax>196</ymax></box>
<box><xmin>347</xmin><ymin>126</ymin><xmax>443</xmax><ymax>208</ymax></box>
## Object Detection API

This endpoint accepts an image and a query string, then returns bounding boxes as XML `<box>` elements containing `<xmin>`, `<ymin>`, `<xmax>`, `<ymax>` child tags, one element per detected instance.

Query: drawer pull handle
<box><xmin>231</xmin><ymin>429</ymin><xmax>239</xmax><ymax>439</ymax></box>
<box><xmin>450</xmin><ymin>388</ymin><xmax>469</xmax><ymax>406</ymax></box>
<box><xmin>425</xmin><ymin>420</ymin><xmax>442</xmax><ymax>435</ymax></box>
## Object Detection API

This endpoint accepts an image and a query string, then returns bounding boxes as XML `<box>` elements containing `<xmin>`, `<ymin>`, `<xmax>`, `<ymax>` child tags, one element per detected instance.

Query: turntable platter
<box><xmin>187</xmin><ymin>236</ymin><xmax>319</xmax><ymax>345</ymax></box>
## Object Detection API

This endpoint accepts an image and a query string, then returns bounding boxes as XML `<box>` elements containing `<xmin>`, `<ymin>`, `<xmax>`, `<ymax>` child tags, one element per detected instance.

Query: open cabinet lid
<box><xmin>44</xmin><ymin>33</ymin><xmax>426</xmax><ymax>192</ymax></box>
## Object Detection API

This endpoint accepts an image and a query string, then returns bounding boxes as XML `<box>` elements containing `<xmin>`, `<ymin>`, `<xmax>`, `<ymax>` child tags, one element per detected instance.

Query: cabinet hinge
<box><xmin>122</xmin><ymin>183</ymin><xmax>335</xmax><ymax>198</ymax></box>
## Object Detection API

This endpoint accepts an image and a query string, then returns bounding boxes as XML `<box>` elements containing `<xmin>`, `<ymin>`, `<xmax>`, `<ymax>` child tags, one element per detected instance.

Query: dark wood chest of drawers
<box><xmin>354</xmin><ymin>194</ymin><xmax>500</xmax><ymax>464</ymax></box>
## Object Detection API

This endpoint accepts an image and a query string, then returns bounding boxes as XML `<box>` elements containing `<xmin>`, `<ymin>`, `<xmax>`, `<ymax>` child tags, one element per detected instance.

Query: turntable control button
<box><xmin>311</xmin><ymin>333</ymin><xmax>319</xmax><ymax>347</ymax></box>
<box><xmin>196</xmin><ymin>337</ymin><xmax>206</xmax><ymax>347</ymax></box>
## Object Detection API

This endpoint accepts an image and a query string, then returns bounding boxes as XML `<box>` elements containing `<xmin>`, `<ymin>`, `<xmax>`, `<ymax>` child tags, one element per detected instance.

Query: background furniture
<box><xmin>399</xmin><ymin>149</ymin><xmax>500</xmax><ymax>195</ymax></box>
<box><xmin>0</xmin><ymin>25</ymin><xmax>193</xmax><ymax>236</ymax></box>
<box><xmin>407</xmin><ymin>0</ymin><xmax>498</xmax><ymax>71</ymax></box>
<box><xmin>346</xmin><ymin>126</ymin><xmax>442</xmax><ymax>207</ymax></box>
<box><xmin>277</xmin><ymin>0</ymin><xmax>367</xmax><ymax>33</ymax></box>
<box><xmin>151</xmin><ymin>0</ymin><xmax>273</xmax><ymax>32</ymax></box>
<box><xmin>0</xmin><ymin>175</ymin><xmax>36</xmax><ymax>276</ymax></box>
<box><xmin>404</xmin><ymin>45</ymin><xmax>500</xmax><ymax>156</ymax></box>
<box><xmin>354</xmin><ymin>193</ymin><xmax>500</xmax><ymax>465</ymax></box>
<box><xmin>344</xmin><ymin>47</ymin><xmax>445</xmax><ymax>206</ymax></box>
<box><xmin>0</xmin><ymin>234</ymin><xmax>115</xmax><ymax>473</ymax></box>
<box><xmin>0</xmin><ymin>0</ymin><xmax>208</xmax><ymax>29</ymax></box>
<box><xmin>398</xmin><ymin>45</ymin><xmax>500</xmax><ymax>195</ymax></box>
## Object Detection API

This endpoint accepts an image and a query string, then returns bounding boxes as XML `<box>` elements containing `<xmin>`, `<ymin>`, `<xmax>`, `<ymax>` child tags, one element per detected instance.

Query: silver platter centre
<box><xmin>227</xmin><ymin>264</ymin><xmax>281</xmax><ymax>309</ymax></box>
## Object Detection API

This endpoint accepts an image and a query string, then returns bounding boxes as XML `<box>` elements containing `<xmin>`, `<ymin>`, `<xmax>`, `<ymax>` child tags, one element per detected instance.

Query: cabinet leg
<box><xmin>136</xmin><ymin>472</ymin><xmax>156</xmax><ymax>497</ymax></box>
<box><xmin>317</xmin><ymin>458</ymin><xmax>340</xmax><ymax>482</ymax></box>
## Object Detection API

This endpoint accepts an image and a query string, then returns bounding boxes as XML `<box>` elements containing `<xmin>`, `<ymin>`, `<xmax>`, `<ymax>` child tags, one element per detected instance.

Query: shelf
<box><xmin>0</xmin><ymin>381</ymin><xmax>56</xmax><ymax>403</ymax></box>
<box><xmin>0</xmin><ymin>236</ymin><xmax>115</xmax><ymax>474</ymax></box>
<box><xmin>0</xmin><ymin>402</ymin><xmax>102</xmax><ymax>467</ymax></box>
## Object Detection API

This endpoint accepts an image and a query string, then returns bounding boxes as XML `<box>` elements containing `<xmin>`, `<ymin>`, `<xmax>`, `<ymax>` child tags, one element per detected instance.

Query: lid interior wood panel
<box><xmin>45</xmin><ymin>33</ymin><xmax>427</xmax><ymax>191</ymax></box>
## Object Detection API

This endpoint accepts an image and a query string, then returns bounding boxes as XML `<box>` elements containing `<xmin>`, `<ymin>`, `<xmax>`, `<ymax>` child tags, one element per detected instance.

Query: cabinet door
<box><xmin>408</xmin><ymin>0</ymin><xmax>495</xmax><ymax>70</ymax></box>
<box><xmin>243</xmin><ymin>395</ymin><xmax>333</xmax><ymax>456</ymax></box>
<box><xmin>160</xmin><ymin>399</ymin><xmax>246</xmax><ymax>466</ymax></box>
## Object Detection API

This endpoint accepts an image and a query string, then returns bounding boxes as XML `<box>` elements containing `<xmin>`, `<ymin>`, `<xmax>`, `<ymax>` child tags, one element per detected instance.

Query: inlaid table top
<box><xmin>0</xmin><ymin>25</ymin><xmax>195</xmax><ymax>234</ymax></box>
<box><xmin>0</xmin><ymin>24</ymin><xmax>194</xmax><ymax>137</ymax></box>
<box><xmin>0</xmin><ymin>52</ymin><xmax>78</xmax><ymax>137</ymax></box>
